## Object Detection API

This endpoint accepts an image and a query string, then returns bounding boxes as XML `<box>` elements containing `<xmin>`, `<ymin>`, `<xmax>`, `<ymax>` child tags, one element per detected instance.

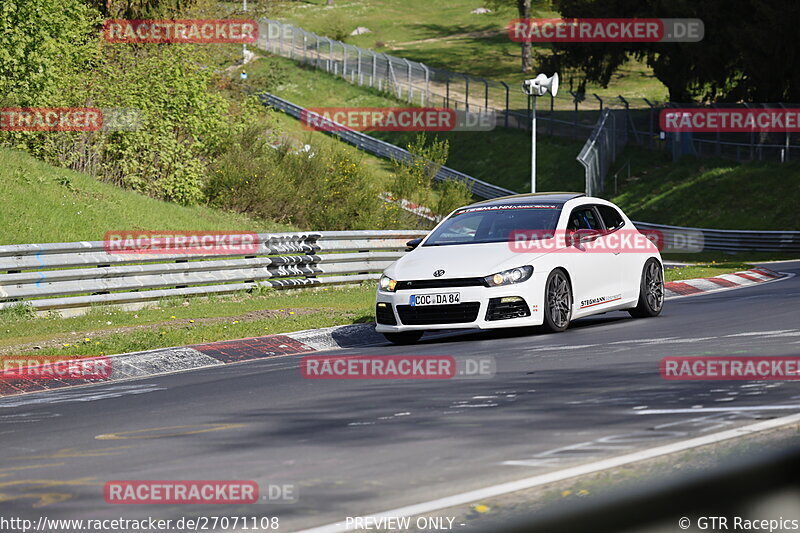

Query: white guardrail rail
<box><xmin>0</xmin><ymin>231</ymin><xmax>426</xmax><ymax>311</ymax></box>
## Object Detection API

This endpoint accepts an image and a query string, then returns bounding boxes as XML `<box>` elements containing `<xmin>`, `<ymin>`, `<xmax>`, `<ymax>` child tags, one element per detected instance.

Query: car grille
<box><xmin>486</xmin><ymin>297</ymin><xmax>531</xmax><ymax>321</ymax></box>
<box><xmin>375</xmin><ymin>303</ymin><xmax>397</xmax><ymax>325</ymax></box>
<box><xmin>396</xmin><ymin>302</ymin><xmax>481</xmax><ymax>325</ymax></box>
<box><xmin>395</xmin><ymin>278</ymin><xmax>487</xmax><ymax>290</ymax></box>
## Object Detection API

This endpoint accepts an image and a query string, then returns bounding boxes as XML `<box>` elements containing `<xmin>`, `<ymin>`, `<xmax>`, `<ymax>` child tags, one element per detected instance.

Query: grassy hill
<box><xmin>609</xmin><ymin>156</ymin><xmax>800</xmax><ymax>230</ymax></box>
<box><xmin>0</xmin><ymin>147</ymin><xmax>293</xmax><ymax>245</ymax></box>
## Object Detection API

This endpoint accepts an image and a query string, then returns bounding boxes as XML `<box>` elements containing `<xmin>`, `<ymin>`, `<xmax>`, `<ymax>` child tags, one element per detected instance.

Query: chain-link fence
<box><xmin>577</xmin><ymin>108</ymin><xmax>628</xmax><ymax>197</ymax></box>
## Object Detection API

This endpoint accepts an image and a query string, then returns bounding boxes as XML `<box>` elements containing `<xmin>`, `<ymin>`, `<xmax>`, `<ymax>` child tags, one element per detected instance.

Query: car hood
<box><xmin>386</xmin><ymin>241</ymin><xmax>551</xmax><ymax>280</ymax></box>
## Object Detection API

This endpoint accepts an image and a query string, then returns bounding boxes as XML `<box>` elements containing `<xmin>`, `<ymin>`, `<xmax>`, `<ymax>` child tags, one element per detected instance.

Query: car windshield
<box><xmin>423</xmin><ymin>204</ymin><xmax>562</xmax><ymax>246</ymax></box>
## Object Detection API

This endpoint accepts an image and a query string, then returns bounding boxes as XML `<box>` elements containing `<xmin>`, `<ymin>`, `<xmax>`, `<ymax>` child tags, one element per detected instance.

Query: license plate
<box><xmin>409</xmin><ymin>292</ymin><xmax>461</xmax><ymax>306</ymax></box>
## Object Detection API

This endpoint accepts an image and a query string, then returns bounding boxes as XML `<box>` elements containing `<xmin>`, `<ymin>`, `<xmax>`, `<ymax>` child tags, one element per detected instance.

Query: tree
<box><xmin>487</xmin><ymin>0</ymin><xmax>541</xmax><ymax>72</ymax></box>
<box><xmin>541</xmin><ymin>0</ymin><xmax>800</xmax><ymax>102</ymax></box>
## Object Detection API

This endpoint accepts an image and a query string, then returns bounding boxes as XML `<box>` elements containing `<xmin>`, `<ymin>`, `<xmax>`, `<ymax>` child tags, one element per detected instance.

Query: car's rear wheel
<box><xmin>629</xmin><ymin>258</ymin><xmax>664</xmax><ymax>318</ymax></box>
<box><xmin>542</xmin><ymin>269</ymin><xmax>572</xmax><ymax>332</ymax></box>
<box><xmin>383</xmin><ymin>331</ymin><xmax>424</xmax><ymax>345</ymax></box>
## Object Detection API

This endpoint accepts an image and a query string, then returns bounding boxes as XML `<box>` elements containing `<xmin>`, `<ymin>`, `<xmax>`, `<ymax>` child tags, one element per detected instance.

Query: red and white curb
<box><xmin>0</xmin><ymin>267</ymin><xmax>789</xmax><ymax>398</ymax></box>
<box><xmin>664</xmin><ymin>267</ymin><xmax>786</xmax><ymax>298</ymax></box>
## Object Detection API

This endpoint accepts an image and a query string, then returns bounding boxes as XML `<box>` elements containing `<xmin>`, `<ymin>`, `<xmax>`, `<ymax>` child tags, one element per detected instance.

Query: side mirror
<box><xmin>569</xmin><ymin>229</ymin><xmax>601</xmax><ymax>246</ymax></box>
<box><xmin>406</xmin><ymin>237</ymin><xmax>423</xmax><ymax>251</ymax></box>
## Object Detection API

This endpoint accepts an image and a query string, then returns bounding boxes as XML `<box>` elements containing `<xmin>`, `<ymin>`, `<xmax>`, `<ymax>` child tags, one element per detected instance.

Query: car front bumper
<box><xmin>374</xmin><ymin>277</ymin><xmax>545</xmax><ymax>333</ymax></box>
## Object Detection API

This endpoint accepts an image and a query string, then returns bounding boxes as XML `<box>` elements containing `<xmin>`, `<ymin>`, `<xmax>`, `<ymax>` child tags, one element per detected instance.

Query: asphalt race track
<box><xmin>1</xmin><ymin>262</ymin><xmax>799</xmax><ymax>532</ymax></box>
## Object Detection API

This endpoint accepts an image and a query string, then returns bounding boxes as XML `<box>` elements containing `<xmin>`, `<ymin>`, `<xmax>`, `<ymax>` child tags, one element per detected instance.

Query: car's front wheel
<box><xmin>542</xmin><ymin>269</ymin><xmax>572</xmax><ymax>332</ymax></box>
<box><xmin>629</xmin><ymin>258</ymin><xmax>664</xmax><ymax>318</ymax></box>
<box><xmin>383</xmin><ymin>331</ymin><xmax>424</xmax><ymax>345</ymax></box>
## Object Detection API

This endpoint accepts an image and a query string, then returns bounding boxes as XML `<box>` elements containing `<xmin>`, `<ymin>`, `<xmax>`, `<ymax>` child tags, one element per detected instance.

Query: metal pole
<box><xmin>357</xmin><ymin>49</ymin><xmax>362</xmax><ymax>85</ymax></box>
<box><xmin>463</xmin><ymin>75</ymin><xmax>470</xmax><ymax>111</ymax></box>
<box><xmin>242</xmin><ymin>0</ymin><xmax>248</xmax><ymax>61</ymax></box>
<box><xmin>500</xmin><ymin>81</ymin><xmax>509</xmax><ymax>128</ymax></box>
<box><xmin>421</xmin><ymin>65</ymin><xmax>430</xmax><ymax>106</ymax></box>
<box><xmin>371</xmin><ymin>51</ymin><xmax>377</xmax><ymax>87</ymax></box>
<box><xmin>402</xmin><ymin>59</ymin><xmax>412</xmax><ymax>103</ymax></box>
<box><xmin>531</xmin><ymin>95</ymin><xmax>537</xmax><ymax>193</ymax></box>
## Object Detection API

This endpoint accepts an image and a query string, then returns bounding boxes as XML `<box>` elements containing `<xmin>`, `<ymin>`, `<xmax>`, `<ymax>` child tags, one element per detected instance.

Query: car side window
<box><xmin>567</xmin><ymin>207</ymin><xmax>602</xmax><ymax>231</ymax></box>
<box><xmin>596</xmin><ymin>205</ymin><xmax>625</xmax><ymax>232</ymax></box>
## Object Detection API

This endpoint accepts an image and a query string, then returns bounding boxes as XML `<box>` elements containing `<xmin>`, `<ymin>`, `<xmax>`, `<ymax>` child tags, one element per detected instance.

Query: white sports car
<box><xmin>375</xmin><ymin>193</ymin><xmax>664</xmax><ymax>344</ymax></box>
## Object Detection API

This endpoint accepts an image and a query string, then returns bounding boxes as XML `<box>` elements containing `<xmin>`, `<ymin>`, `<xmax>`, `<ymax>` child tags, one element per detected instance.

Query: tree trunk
<box><xmin>518</xmin><ymin>0</ymin><xmax>532</xmax><ymax>72</ymax></box>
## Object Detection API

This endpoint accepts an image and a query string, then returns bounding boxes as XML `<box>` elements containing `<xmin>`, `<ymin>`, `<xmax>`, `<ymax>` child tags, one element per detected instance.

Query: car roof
<box><xmin>465</xmin><ymin>192</ymin><xmax>585</xmax><ymax>208</ymax></box>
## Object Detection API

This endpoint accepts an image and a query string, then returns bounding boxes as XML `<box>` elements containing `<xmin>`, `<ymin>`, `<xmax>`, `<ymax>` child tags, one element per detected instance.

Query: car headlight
<box><xmin>484</xmin><ymin>266</ymin><xmax>533</xmax><ymax>287</ymax></box>
<box><xmin>379</xmin><ymin>275</ymin><xmax>398</xmax><ymax>292</ymax></box>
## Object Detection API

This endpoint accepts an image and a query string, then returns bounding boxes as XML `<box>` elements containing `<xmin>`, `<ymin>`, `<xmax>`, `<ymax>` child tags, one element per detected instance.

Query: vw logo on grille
<box><xmin>433</xmin><ymin>269</ymin><xmax>445</xmax><ymax>277</ymax></box>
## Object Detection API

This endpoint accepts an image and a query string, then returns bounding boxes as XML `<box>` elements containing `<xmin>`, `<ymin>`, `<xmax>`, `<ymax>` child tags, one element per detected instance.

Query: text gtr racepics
<box><xmin>375</xmin><ymin>193</ymin><xmax>664</xmax><ymax>344</ymax></box>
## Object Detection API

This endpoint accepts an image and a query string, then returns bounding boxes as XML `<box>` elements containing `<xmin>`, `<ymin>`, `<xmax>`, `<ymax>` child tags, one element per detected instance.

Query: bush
<box><xmin>206</xmin><ymin>128</ymin><xmax>410</xmax><ymax>230</ymax></box>
<box><xmin>389</xmin><ymin>133</ymin><xmax>474</xmax><ymax>216</ymax></box>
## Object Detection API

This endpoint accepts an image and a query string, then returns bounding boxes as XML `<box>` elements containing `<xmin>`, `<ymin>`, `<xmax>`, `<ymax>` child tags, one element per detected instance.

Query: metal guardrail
<box><xmin>635</xmin><ymin>222</ymin><xmax>800</xmax><ymax>253</ymax></box>
<box><xmin>259</xmin><ymin>93</ymin><xmax>515</xmax><ymax>200</ymax></box>
<box><xmin>0</xmin><ymin>221</ymin><xmax>796</xmax><ymax>313</ymax></box>
<box><xmin>0</xmin><ymin>231</ymin><xmax>426</xmax><ymax>311</ymax></box>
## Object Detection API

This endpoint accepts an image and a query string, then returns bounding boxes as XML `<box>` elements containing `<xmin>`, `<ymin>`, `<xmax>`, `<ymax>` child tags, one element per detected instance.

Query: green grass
<box><xmin>0</xmin><ymin>147</ymin><xmax>294</xmax><ymax>245</ymax></box>
<box><xmin>276</xmin><ymin>0</ymin><xmax>670</xmax><ymax>105</ymax></box>
<box><xmin>249</xmin><ymin>55</ymin><xmax>586</xmax><ymax>193</ymax></box>
<box><xmin>664</xmin><ymin>262</ymin><xmax>752</xmax><ymax>283</ymax></box>
<box><xmin>1</xmin><ymin>283</ymin><xmax>377</xmax><ymax>356</ymax></box>
<box><xmin>609</xmin><ymin>156</ymin><xmax>800</xmax><ymax>230</ymax></box>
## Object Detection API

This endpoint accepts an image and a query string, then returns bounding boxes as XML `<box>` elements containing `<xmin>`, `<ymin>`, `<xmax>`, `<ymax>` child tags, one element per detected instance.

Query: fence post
<box><xmin>643</xmin><ymin>98</ymin><xmax>655</xmax><ymax>148</ymax></box>
<box><xmin>371</xmin><ymin>51</ymin><xmax>377</xmax><ymax>87</ymax></box>
<box><xmin>462</xmin><ymin>74</ymin><xmax>470</xmax><ymax>112</ymax></box>
<box><xmin>480</xmin><ymin>77</ymin><xmax>489</xmax><ymax>112</ymax></box>
<box><xmin>569</xmin><ymin>91</ymin><xmax>579</xmax><ymax>135</ymax></box>
<box><xmin>357</xmin><ymin>48</ymin><xmax>362</xmax><ymax>85</ymax></box>
<box><xmin>342</xmin><ymin>44</ymin><xmax>347</xmax><ymax>78</ymax></box>
<box><xmin>421</xmin><ymin>64</ymin><xmax>430</xmax><ymax>106</ymax></box>
<box><xmin>594</xmin><ymin>93</ymin><xmax>603</xmax><ymax>112</ymax></box>
<box><xmin>499</xmin><ymin>81</ymin><xmax>509</xmax><ymax>128</ymax></box>
<box><xmin>401</xmin><ymin>59</ymin><xmax>413</xmax><ymax>103</ymax></box>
